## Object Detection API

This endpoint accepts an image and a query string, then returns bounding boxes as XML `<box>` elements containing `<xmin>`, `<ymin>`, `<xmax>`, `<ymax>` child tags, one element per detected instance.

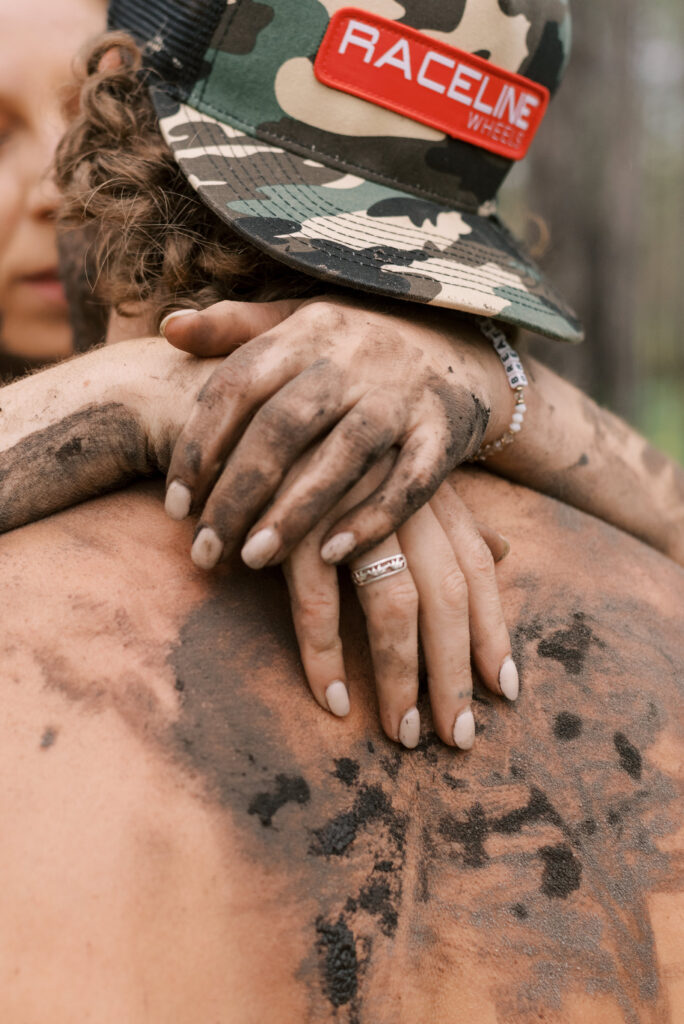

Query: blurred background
<box><xmin>502</xmin><ymin>0</ymin><xmax>684</xmax><ymax>462</ymax></box>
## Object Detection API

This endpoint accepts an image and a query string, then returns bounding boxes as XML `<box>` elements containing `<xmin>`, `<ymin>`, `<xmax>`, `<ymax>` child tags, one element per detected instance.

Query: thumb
<box><xmin>160</xmin><ymin>297</ymin><xmax>305</xmax><ymax>356</ymax></box>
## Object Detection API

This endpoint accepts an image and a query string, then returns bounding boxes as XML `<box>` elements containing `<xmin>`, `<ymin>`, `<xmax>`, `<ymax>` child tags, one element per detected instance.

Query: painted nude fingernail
<box><xmin>191</xmin><ymin>527</ymin><xmax>224</xmax><ymax>570</ymax></box>
<box><xmin>499</xmin><ymin>656</ymin><xmax>519</xmax><ymax>701</ymax></box>
<box><xmin>399</xmin><ymin>707</ymin><xmax>420</xmax><ymax>749</ymax></box>
<box><xmin>325</xmin><ymin>681</ymin><xmax>351</xmax><ymax>718</ymax></box>
<box><xmin>497</xmin><ymin>536</ymin><xmax>511</xmax><ymax>562</ymax></box>
<box><xmin>159</xmin><ymin>309</ymin><xmax>197</xmax><ymax>338</ymax></box>
<box><xmin>165</xmin><ymin>480</ymin><xmax>192</xmax><ymax>521</ymax></box>
<box><xmin>241</xmin><ymin>527</ymin><xmax>280</xmax><ymax>569</ymax></box>
<box><xmin>453</xmin><ymin>708</ymin><xmax>475</xmax><ymax>751</ymax></box>
<box><xmin>320</xmin><ymin>532</ymin><xmax>356</xmax><ymax>564</ymax></box>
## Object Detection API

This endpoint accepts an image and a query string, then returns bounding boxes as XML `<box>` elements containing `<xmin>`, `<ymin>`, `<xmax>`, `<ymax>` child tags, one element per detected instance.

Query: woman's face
<box><xmin>0</xmin><ymin>0</ymin><xmax>104</xmax><ymax>361</ymax></box>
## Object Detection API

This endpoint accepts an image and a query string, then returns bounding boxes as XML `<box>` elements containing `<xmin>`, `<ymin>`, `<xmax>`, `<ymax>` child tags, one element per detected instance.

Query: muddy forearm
<box><xmin>0</xmin><ymin>339</ymin><xmax>214</xmax><ymax>532</ymax></box>
<box><xmin>489</xmin><ymin>357</ymin><xmax>684</xmax><ymax>564</ymax></box>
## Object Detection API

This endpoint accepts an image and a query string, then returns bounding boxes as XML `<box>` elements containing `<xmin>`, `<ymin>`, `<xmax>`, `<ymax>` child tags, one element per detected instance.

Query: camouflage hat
<box><xmin>109</xmin><ymin>0</ymin><xmax>582</xmax><ymax>342</ymax></box>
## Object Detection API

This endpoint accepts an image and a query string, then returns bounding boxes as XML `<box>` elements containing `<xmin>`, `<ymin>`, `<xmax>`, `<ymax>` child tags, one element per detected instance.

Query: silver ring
<box><xmin>351</xmin><ymin>554</ymin><xmax>408</xmax><ymax>587</ymax></box>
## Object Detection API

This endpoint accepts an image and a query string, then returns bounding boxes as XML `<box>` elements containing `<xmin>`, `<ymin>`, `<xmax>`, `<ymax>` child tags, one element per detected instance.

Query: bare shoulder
<box><xmin>0</xmin><ymin>474</ymin><xmax>681</xmax><ymax>1024</ymax></box>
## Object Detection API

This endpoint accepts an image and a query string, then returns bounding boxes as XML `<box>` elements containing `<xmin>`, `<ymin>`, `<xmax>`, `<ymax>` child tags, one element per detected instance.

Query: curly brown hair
<box><xmin>55</xmin><ymin>32</ymin><xmax>321</xmax><ymax>324</ymax></box>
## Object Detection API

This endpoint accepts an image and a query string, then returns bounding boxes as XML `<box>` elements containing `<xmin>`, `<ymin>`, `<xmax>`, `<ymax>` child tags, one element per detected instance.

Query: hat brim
<box><xmin>154</xmin><ymin>91</ymin><xmax>583</xmax><ymax>343</ymax></box>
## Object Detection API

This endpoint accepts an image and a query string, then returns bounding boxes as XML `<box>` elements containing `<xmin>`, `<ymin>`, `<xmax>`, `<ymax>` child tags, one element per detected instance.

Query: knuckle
<box><xmin>469</xmin><ymin>539</ymin><xmax>496</xmax><ymax>578</ymax></box>
<box><xmin>200</xmin><ymin>363</ymin><xmax>248</xmax><ymax>407</ymax></box>
<box><xmin>436</xmin><ymin>564</ymin><xmax>468</xmax><ymax>609</ymax></box>
<box><xmin>299</xmin><ymin>299</ymin><xmax>344</xmax><ymax>334</ymax></box>
<box><xmin>294</xmin><ymin>591</ymin><xmax>338</xmax><ymax>645</ymax></box>
<box><xmin>402</xmin><ymin>457</ymin><xmax>437</xmax><ymax>495</ymax></box>
<box><xmin>375</xmin><ymin>576</ymin><xmax>419</xmax><ymax>621</ymax></box>
<box><xmin>302</xmin><ymin>633</ymin><xmax>344</xmax><ymax>665</ymax></box>
<box><xmin>344</xmin><ymin>408</ymin><xmax>395</xmax><ymax>458</ymax></box>
<box><xmin>254</xmin><ymin>399</ymin><xmax>305</xmax><ymax>444</ymax></box>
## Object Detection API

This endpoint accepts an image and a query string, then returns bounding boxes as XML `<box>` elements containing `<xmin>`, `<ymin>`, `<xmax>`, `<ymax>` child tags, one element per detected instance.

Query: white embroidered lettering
<box><xmin>473</xmin><ymin>75</ymin><xmax>494</xmax><ymax>115</ymax></box>
<box><xmin>496</xmin><ymin>84</ymin><xmax>519</xmax><ymax>124</ymax></box>
<box><xmin>515</xmin><ymin>91</ymin><xmax>540</xmax><ymax>130</ymax></box>
<box><xmin>338</xmin><ymin>19</ymin><xmax>379</xmax><ymax>63</ymax></box>
<box><xmin>416</xmin><ymin>50</ymin><xmax>455</xmax><ymax>94</ymax></box>
<box><xmin>316</xmin><ymin>10</ymin><xmax>550</xmax><ymax>160</ymax></box>
<box><xmin>447</xmin><ymin>63</ymin><xmax>482</xmax><ymax>106</ymax></box>
<box><xmin>374</xmin><ymin>38</ymin><xmax>413</xmax><ymax>79</ymax></box>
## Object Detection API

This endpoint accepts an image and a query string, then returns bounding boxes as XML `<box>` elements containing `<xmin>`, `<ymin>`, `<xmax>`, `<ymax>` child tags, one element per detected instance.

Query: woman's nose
<box><xmin>24</xmin><ymin>116</ymin><xmax>65</xmax><ymax>220</ymax></box>
<box><xmin>25</xmin><ymin>171</ymin><xmax>61</xmax><ymax>221</ymax></box>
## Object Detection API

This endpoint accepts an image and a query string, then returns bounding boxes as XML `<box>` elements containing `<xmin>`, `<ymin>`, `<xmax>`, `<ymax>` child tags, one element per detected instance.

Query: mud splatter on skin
<box><xmin>0</xmin><ymin>405</ymin><xmax>166</xmax><ymax>533</ymax></box>
<box><xmin>614</xmin><ymin>733</ymin><xmax>643</xmax><ymax>781</ymax></box>
<box><xmin>309</xmin><ymin>784</ymin><xmax>405</xmax><ymax>858</ymax></box>
<box><xmin>161</xmin><ymin>546</ymin><xmax>681</xmax><ymax>1022</ymax></box>
<box><xmin>538</xmin><ymin>844</ymin><xmax>582</xmax><ymax>899</ymax></box>
<box><xmin>55</xmin><ymin>437</ymin><xmax>84</xmax><ymax>462</ymax></box>
<box><xmin>339</xmin><ymin>379</ymin><xmax>491</xmax><ymax>561</ymax></box>
<box><xmin>182</xmin><ymin>440</ymin><xmax>202</xmax><ymax>477</ymax></box>
<box><xmin>554</xmin><ymin>712</ymin><xmax>583</xmax><ymax>740</ymax></box>
<box><xmin>248</xmin><ymin>774</ymin><xmax>311</xmax><ymax>827</ymax></box>
<box><xmin>316</xmin><ymin>917</ymin><xmax>359</xmax><ymax>1008</ymax></box>
<box><xmin>273</xmin><ymin>420</ymin><xmax>397</xmax><ymax>555</ymax></box>
<box><xmin>358</xmin><ymin>877</ymin><xmax>398</xmax><ymax>936</ymax></box>
<box><xmin>428</xmin><ymin>375</ymin><xmax>490</xmax><ymax>466</ymax></box>
<box><xmin>537</xmin><ymin>611</ymin><xmax>605</xmax><ymax>677</ymax></box>
<box><xmin>40</xmin><ymin>727</ymin><xmax>58</xmax><ymax>749</ymax></box>
<box><xmin>334</xmin><ymin>759</ymin><xmax>360</xmax><ymax>787</ymax></box>
<box><xmin>442</xmin><ymin>772</ymin><xmax>467</xmax><ymax>791</ymax></box>
<box><xmin>439</xmin><ymin>787</ymin><xmax>567</xmax><ymax>872</ymax></box>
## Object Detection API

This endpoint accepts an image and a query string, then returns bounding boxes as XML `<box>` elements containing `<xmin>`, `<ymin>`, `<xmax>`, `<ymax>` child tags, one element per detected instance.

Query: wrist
<box><xmin>475</xmin><ymin>325</ymin><xmax>527</xmax><ymax>448</ymax></box>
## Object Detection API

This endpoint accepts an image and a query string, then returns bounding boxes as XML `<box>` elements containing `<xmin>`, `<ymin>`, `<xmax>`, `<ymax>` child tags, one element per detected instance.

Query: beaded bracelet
<box><xmin>469</xmin><ymin>318</ymin><xmax>528</xmax><ymax>463</ymax></box>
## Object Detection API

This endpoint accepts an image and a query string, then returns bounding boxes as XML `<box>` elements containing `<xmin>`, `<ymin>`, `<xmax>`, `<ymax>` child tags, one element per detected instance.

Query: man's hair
<box><xmin>55</xmin><ymin>33</ymin><xmax>320</xmax><ymax>323</ymax></box>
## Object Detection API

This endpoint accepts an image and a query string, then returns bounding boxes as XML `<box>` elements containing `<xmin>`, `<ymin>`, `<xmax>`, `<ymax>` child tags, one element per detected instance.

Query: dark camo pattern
<box><xmin>152</xmin><ymin>0</ymin><xmax>582</xmax><ymax>341</ymax></box>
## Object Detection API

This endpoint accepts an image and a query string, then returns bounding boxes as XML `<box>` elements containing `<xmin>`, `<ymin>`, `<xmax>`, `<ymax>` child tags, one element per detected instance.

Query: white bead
<box><xmin>512</xmin><ymin>412</ymin><xmax>524</xmax><ymax>423</ymax></box>
<box><xmin>516</xmin><ymin>403</ymin><xmax>527</xmax><ymax>413</ymax></box>
<box><xmin>509</xmin><ymin>422</ymin><xmax>522</xmax><ymax>432</ymax></box>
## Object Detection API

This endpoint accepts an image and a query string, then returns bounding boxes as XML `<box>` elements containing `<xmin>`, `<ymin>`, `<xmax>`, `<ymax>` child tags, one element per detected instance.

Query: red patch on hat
<box><xmin>314</xmin><ymin>8</ymin><xmax>549</xmax><ymax>160</ymax></box>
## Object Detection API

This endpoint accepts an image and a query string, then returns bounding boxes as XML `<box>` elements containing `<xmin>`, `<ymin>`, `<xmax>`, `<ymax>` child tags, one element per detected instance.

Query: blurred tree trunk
<box><xmin>523</xmin><ymin>0</ymin><xmax>641</xmax><ymax>419</ymax></box>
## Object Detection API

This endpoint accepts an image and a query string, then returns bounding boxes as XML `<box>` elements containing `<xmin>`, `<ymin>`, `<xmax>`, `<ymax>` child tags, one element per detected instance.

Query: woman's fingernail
<box><xmin>325</xmin><ymin>681</ymin><xmax>351</xmax><ymax>718</ymax></box>
<box><xmin>320</xmin><ymin>532</ymin><xmax>356</xmax><ymax>564</ymax></box>
<box><xmin>241</xmin><ymin>527</ymin><xmax>280</xmax><ymax>569</ymax></box>
<box><xmin>453</xmin><ymin>708</ymin><xmax>475</xmax><ymax>750</ymax></box>
<box><xmin>191</xmin><ymin>527</ymin><xmax>224</xmax><ymax>570</ymax></box>
<box><xmin>499</xmin><ymin>656</ymin><xmax>519</xmax><ymax>701</ymax></box>
<box><xmin>159</xmin><ymin>309</ymin><xmax>197</xmax><ymax>338</ymax></box>
<box><xmin>399</xmin><ymin>707</ymin><xmax>420</xmax><ymax>749</ymax></box>
<box><xmin>165</xmin><ymin>480</ymin><xmax>192</xmax><ymax>521</ymax></box>
<box><xmin>497</xmin><ymin>536</ymin><xmax>511</xmax><ymax>562</ymax></box>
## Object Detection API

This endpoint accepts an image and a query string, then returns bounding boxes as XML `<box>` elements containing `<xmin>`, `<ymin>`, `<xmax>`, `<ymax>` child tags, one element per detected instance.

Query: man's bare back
<box><xmin>0</xmin><ymin>470</ymin><xmax>681</xmax><ymax>1024</ymax></box>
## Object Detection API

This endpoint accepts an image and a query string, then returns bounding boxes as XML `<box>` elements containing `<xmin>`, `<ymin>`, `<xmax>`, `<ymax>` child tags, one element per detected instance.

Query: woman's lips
<box><xmin>14</xmin><ymin>270</ymin><xmax>68</xmax><ymax>307</ymax></box>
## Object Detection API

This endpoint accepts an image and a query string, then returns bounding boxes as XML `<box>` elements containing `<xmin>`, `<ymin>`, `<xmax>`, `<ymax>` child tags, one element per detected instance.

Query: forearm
<box><xmin>0</xmin><ymin>339</ymin><xmax>214</xmax><ymax>532</ymax></box>
<box><xmin>488</xmin><ymin>356</ymin><xmax>684</xmax><ymax>564</ymax></box>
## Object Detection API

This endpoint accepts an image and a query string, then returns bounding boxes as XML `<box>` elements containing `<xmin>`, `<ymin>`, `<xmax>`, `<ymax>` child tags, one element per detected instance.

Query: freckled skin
<box><xmin>0</xmin><ymin>472</ymin><xmax>682</xmax><ymax>1023</ymax></box>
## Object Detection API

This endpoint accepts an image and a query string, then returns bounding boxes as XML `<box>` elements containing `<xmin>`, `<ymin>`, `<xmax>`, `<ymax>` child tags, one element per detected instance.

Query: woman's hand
<box><xmin>162</xmin><ymin>296</ymin><xmax>512</xmax><ymax>569</ymax></box>
<box><xmin>0</xmin><ymin>334</ymin><xmax>516</xmax><ymax>750</ymax></box>
<box><xmin>282</xmin><ymin>464</ymin><xmax>517</xmax><ymax>750</ymax></box>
